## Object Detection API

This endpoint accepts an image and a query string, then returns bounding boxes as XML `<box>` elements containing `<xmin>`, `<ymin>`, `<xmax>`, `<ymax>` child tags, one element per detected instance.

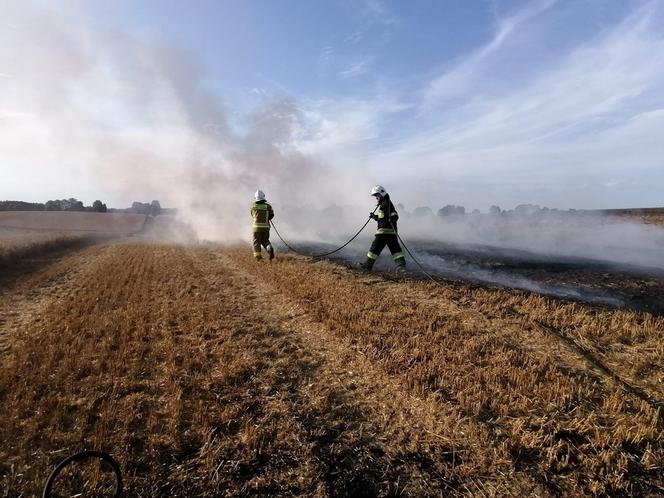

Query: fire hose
<box><xmin>269</xmin><ymin>206</ymin><xmax>378</xmax><ymax>259</ymax></box>
<box><xmin>269</xmin><ymin>207</ymin><xmax>442</xmax><ymax>283</ymax></box>
<box><xmin>391</xmin><ymin>223</ymin><xmax>441</xmax><ymax>283</ymax></box>
<box><xmin>42</xmin><ymin>450</ymin><xmax>122</xmax><ymax>498</ymax></box>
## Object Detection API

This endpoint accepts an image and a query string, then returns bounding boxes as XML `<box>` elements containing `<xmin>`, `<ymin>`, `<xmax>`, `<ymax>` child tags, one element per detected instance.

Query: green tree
<box><xmin>92</xmin><ymin>200</ymin><xmax>107</xmax><ymax>213</ymax></box>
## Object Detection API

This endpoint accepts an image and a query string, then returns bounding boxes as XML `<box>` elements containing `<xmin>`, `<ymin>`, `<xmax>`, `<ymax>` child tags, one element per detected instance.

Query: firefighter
<box><xmin>251</xmin><ymin>190</ymin><xmax>275</xmax><ymax>261</ymax></box>
<box><xmin>360</xmin><ymin>185</ymin><xmax>406</xmax><ymax>271</ymax></box>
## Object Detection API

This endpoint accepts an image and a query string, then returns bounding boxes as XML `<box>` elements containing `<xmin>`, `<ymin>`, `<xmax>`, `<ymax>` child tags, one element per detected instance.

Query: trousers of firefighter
<box><xmin>250</xmin><ymin>186</ymin><xmax>406</xmax><ymax>271</ymax></box>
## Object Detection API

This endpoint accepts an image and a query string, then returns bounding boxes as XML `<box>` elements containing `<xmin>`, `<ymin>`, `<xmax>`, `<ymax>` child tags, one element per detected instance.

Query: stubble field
<box><xmin>0</xmin><ymin>238</ymin><xmax>662</xmax><ymax>497</ymax></box>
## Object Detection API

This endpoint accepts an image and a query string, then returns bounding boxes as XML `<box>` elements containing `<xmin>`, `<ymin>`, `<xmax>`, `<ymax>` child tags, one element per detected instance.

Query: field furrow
<box><xmin>0</xmin><ymin>244</ymin><xmax>105</xmax><ymax>356</ymax></box>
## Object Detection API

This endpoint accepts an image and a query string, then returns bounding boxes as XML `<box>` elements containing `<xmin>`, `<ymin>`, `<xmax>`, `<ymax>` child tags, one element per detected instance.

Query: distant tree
<box><xmin>413</xmin><ymin>206</ymin><xmax>434</xmax><ymax>218</ymax></box>
<box><xmin>131</xmin><ymin>201</ymin><xmax>151</xmax><ymax>215</ymax></box>
<box><xmin>150</xmin><ymin>200</ymin><xmax>161</xmax><ymax>216</ymax></box>
<box><xmin>438</xmin><ymin>205</ymin><xmax>466</xmax><ymax>217</ymax></box>
<box><xmin>45</xmin><ymin>200</ymin><xmax>61</xmax><ymax>211</ymax></box>
<box><xmin>471</xmin><ymin>209</ymin><xmax>480</xmax><ymax>215</ymax></box>
<box><xmin>92</xmin><ymin>200</ymin><xmax>107</xmax><ymax>213</ymax></box>
<box><xmin>64</xmin><ymin>198</ymin><xmax>85</xmax><ymax>212</ymax></box>
<box><xmin>489</xmin><ymin>205</ymin><xmax>502</xmax><ymax>215</ymax></box>
<box><xmin>0</xmin><ymin>201</ymin><xmax>45</xmax><ymax>211</ymax></box>
<box><xmin>438</xmin><ymin>205</ymin><xmax>454</xmax><ymax>217</ymax></box>
<box><xmin>514</xmin><ymin>204</ymin><xmax>541</xmax><ymax>216</ymax></box>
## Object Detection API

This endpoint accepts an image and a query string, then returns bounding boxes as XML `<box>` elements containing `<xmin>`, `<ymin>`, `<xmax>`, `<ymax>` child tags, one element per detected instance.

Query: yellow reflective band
<box><xmin>377</xmin><ymin>210</ymin><xmax>385</xmax><ymax>219</ymax></box>
<box><xmin>376</xmin><ymin>228</ymin><xmax>396</xmax><ymax>234</ymax></box>
<box><xmin>253</xmin><ymin>204</ymin><xmax>269</xmax><ymax>210</ymax></box>
<box><xmin>253</xmin><ymin>223</ymin><xmax>270</xmax><ymax>228</ymax></box>
<box><xmin>393</xmin><ymin>252</ymin><xmax>405</xmax><ymax>260</ymax></box>
<box><xmin>367</xmin><ymin>252</ymin><xmax>378</xmax><ymax>260</ymax></box>
<box><xmin>390</xmin><ymin>212</ymin><xmax>398</xmax><ymax>217</ymax></box>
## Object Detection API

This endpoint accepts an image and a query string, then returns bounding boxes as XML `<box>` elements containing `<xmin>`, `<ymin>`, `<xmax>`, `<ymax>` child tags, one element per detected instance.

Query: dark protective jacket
<box><xmin>250</xmin><ymin>200</ymin><xmax>274</xmax><ymax>232</ymax></box>
<box><xmin>371</xmin><ymin>195</ymin><xmax>399</xmax><ymax>234</ymax></box>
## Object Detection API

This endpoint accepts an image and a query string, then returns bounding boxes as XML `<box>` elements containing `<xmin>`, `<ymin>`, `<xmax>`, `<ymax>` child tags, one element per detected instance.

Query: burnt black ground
<box><xmin>275</xmin><ymin>239</ymin><xmax>664</xmax><ymax>316</ymax></box>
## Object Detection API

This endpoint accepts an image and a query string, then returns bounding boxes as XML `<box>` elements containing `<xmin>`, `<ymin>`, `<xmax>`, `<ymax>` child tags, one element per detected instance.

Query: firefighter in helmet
<box><xmin>251</xmin><ymin>190</ymin><xmax>275</xmax><ymax>261</ymax></box>
<box><xmin>360</xmin><ymin>185</ymin><xmax>406</xmax><ymax>271</ymax></box>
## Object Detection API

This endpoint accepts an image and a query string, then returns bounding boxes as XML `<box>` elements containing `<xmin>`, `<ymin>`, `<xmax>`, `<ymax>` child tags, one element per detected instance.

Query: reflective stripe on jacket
<box><xmin>251</xmin><ymin>201</ymin><xmax>274</xmax><ymax>231</ymax></box>
<box><xmin>374</xmin><ymin>195</ymin><xmax>398</xmax><ymax>235</ymax></box>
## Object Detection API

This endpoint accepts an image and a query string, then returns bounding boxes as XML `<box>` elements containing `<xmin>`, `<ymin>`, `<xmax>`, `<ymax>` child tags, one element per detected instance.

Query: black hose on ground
<box><xmin>394</xmin><ymin>230</ymin><xmax>441</xmax><ymax>283</ymax></box>
<box><xmin>42</xmin><ymin>450</ymin><xmax>122</xmax><ymax>498</ymax></box>
<box><xmin>269</xmin><ymin>206</ymin><xmax>378</xmax><ymax>259</ymax></box>
<box><xmin>386</xmin><ymin>216</ymin><xmax>441</xmax><ymax>283</ymax></box>
<box><xmin>270</xmin><ymin>203</ymin><xmax>441</xmax><ymax>283</ymax></box>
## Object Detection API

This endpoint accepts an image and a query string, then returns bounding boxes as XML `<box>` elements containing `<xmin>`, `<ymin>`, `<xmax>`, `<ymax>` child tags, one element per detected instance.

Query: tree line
<box><xmin>0</xmin><ymin>198</ymin><xmax>107</xmax><ymax>212</ymax></box>
<box><xmin>0</xmin><ymin>199</ymin><xmax>171</xmax><ymax>216</ymax></box>
<box><xmin>403</xmin><ymin>203</ymin><xmax>572</xmax><ymax>218</ymax></box>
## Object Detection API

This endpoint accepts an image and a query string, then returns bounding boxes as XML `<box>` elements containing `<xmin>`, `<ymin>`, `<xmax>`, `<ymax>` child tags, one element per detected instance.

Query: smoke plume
<box><xmin>1</xmin><ymin>1</ymin><xmax>368</xmax><ymax>242</ymax></box>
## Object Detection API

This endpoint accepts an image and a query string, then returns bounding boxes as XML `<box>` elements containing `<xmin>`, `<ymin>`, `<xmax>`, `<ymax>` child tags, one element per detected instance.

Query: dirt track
<box><xmin>1</xmin><ymin>243</ymin><xmax>662</xmax><ymax>497</ymax></box>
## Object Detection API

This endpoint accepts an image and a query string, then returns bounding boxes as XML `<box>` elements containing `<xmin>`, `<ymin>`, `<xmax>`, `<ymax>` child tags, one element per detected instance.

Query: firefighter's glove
<box><xmin>369</xmin><ymin>212</ymin><xmax>378</xmax><ymax>220</ymax></box>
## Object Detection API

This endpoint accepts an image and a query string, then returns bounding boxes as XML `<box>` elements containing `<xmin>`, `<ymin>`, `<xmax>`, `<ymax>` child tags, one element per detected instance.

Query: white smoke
<box><xmin>399</xmin><ymin>210</ymin><xmax>664</xmax><ymax>271</ymax></box>
<box><xmin>0</xmin><ymin>1</ymin><xmax>369</xmax><ymax>242</ymax></box>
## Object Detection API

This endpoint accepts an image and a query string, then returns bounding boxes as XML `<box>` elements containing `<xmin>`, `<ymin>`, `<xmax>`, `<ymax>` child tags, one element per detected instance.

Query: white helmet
<box><xmin>254</xmin><ymin>189</ymin><xmax>266</xmax><ymax>201</ymax></box>
<box><xmin>370</xmin><ymin>185</ymin><xmax>387</xmax><ymax>197</ymax></box>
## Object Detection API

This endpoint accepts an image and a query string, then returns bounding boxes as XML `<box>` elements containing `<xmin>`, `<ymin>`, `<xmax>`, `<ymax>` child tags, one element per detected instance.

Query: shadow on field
<box><xmin>0</xmin><ymin>236</ymin><xmax>100</xmax><ymax>286</ymax></box>
<box><xmin>188</xmin><ymin>324</ymin><xmax>439</xmax><ymax>497</ymax></box>
<box><xmin>107</xmin><ymin>327</ymin><xmax>429</xmax><ymax>495</ymax></box>
<box><xmin>533</xmin><ymin>320</ymin><xmax>664</xmax><ymax>412</ymax></box>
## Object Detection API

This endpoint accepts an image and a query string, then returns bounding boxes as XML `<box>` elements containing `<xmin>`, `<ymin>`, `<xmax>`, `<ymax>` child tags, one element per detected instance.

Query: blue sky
<box><xmin>2</xmin><ymin>0</ymin><xmax>664</xmax><ymax>210</ymax></box>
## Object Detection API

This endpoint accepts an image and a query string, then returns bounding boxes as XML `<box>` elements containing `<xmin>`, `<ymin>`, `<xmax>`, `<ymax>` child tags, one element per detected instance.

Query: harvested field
<box><xmin>0</xmin><ymin>212</ymin><xmax>147</xmax><ymax>235</ymax></box>
<box><xmin>0</xmin><ymin>234</ymin><xmax>89</xmax><ymax>266</ymax></box>
<box><xmin>610</xmin><ymin>208</ymin><xmax>664</xmax><ymax>227</ymax></box>
<box><xmin>641</xmin><ymin>213</ymin><xmax>664</xmax><ymax>226</ymax></box>
<box><xmin>1</xmin><ymin>242</ymin><xmax>662</xmax><ymax>497</ymax></box>
<box><xmin>0</xmin><ymin>211</ymin><xmax>149</xmax><ymax>270</ymax></box>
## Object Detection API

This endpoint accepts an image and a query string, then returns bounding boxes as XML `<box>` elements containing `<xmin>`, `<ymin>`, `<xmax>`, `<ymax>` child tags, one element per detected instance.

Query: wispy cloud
<box><xmin>339</xmin><ymin>60</ymin><xmax>370</xmax><ymax>79</ymax></box>
<box><xmin>424</xmin><ymin>0</ymin><xmax>558</xmax><ymax>103</ymax></box>
<box><xmin>320</xmin><ymin>45</ymin><xmax>334</xmax><ymax>64</ymax></box>
<box><xmin>364</xmin><ymin>0</ymin><xmax>398</xmax><ymax>27</ymax></box>
<box><xmin>344</xmin><ymin>30</ymin><xmax>364</xmax><ymax>45</ymax></box>
<box><xmin>349</xmin><ymin>0</ymin><xmax>664</xmax><ymax>209</ymax></box>
<box><xmin>322</xmin><ymin>0</ymin><xmax>396</xmax><ymax>80</ymax></box>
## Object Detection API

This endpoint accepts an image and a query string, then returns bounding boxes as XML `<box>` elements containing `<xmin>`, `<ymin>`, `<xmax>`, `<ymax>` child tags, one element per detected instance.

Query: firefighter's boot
<box><xmin>267</xmin><ymin>244</ymin><xmax>275</xmax><ymax>261</ymax></box>
<box><xmin>358</xmin><ymin>258</ymin><xmax>375</xmax><ymax>271</ymax></box>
